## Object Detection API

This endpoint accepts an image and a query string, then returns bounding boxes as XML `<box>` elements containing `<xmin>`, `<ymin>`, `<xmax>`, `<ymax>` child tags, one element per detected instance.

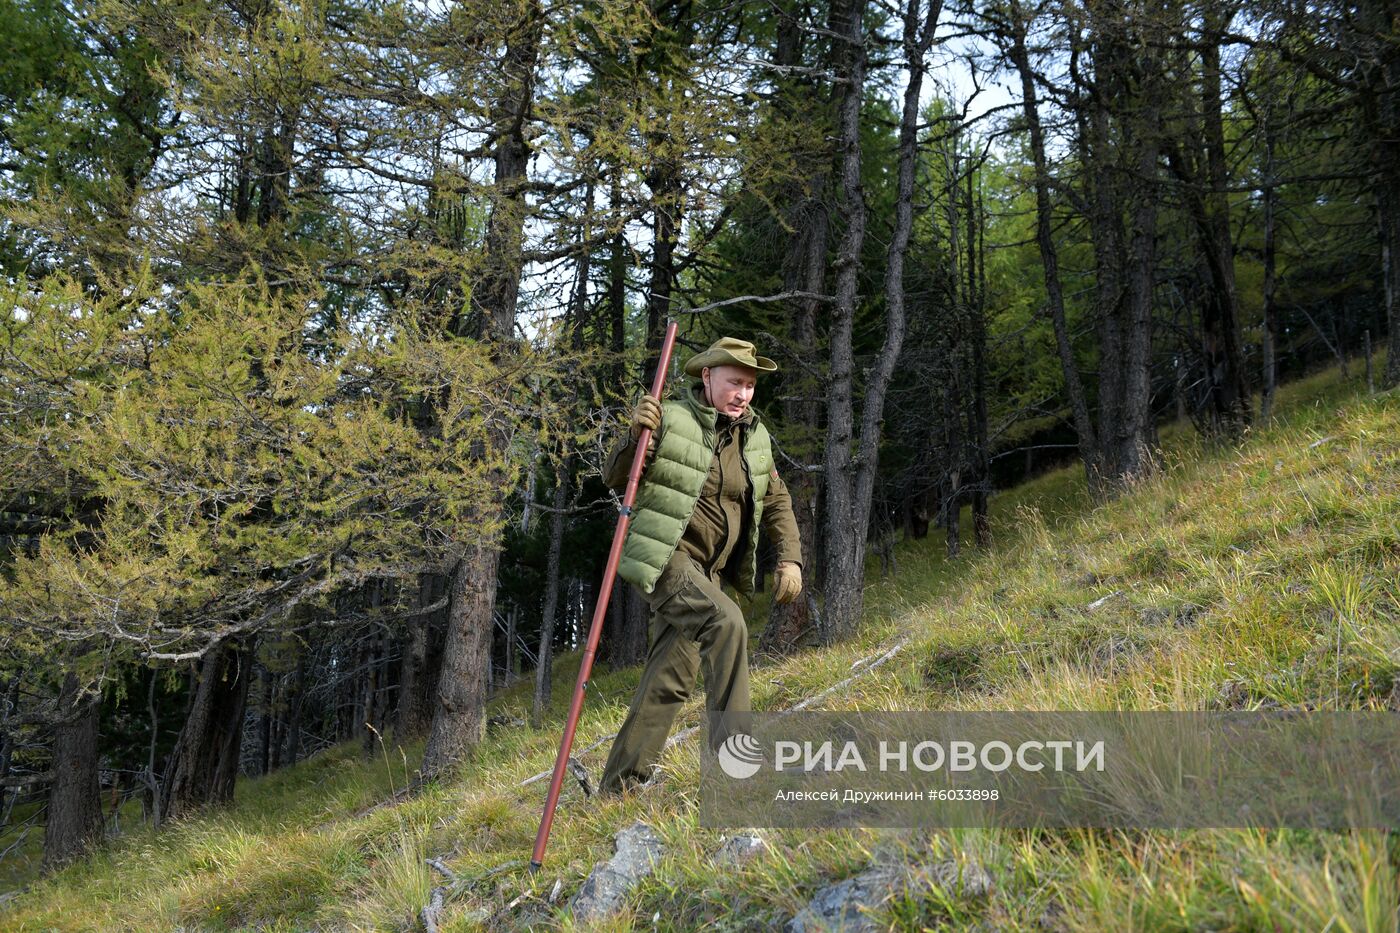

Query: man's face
<box><xmin>702</xmin><ymin>364</ymin><xmax>758</xmax><ymax>417</ymax></box>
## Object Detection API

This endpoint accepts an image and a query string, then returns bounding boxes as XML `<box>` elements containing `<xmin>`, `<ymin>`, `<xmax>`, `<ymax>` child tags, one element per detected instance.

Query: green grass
<box><xmin>4</xmin><ymin>358</ymin><xmax>1399</xmax><ymax>931</ymax></box>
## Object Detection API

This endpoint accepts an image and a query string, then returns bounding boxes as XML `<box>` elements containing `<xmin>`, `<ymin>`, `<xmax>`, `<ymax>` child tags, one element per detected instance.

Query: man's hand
<box><xmin>773</xmin><ymin>561</ymin><xmax>802</xmax><ymax>604</ymax></box>
<box><xmin>630</xmin><ymin>395</ymin><xmax>662</xmax><ymax>440</ymax></box>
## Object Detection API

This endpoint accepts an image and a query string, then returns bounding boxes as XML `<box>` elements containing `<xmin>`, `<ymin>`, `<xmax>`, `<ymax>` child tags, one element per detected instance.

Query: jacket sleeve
<box><xmin>761</xmin><ymin>468</ymin><xmax>804</xmax><ymax>567</ymax></box>
<box><xmin>602</xmin><ymin>427</ymin><xmax>659</xmax><ymax>491</ymax></box>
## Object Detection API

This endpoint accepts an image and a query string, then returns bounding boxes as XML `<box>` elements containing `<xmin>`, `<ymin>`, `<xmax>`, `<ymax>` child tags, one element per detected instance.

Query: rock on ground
<box><xmin>569</xmin><ymin>821</ymin><xmax>664</xmax><ymax>923</ymax></box>
<box><xmin>787</xmin><ymin>857</ymin><xmax>993</xmax><ymax>932</ymax></box>
<box><xmin>714</xmin><ymin>832</ymin><xmax>769</xmax><ymax>865</ymax></box>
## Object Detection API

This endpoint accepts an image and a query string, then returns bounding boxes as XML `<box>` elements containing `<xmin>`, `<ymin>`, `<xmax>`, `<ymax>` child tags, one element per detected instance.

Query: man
<box><xmin>598</xmin><ymin>336</ymin><xmax>803</xmax><ymax>795</ymax></box>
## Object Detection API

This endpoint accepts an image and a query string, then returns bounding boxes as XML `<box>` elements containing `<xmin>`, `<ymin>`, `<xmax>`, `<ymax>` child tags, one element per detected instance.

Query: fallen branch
<box><xmin>420</xmin><ymin>885</ymin><xmax>446</xmax><ymax>933</ymax></box>
<box><xmin>519</xmin><ymin>733</ymin><xmax>613</xmax><ymax>787</ymax></box>
<box><xmin>425</xmin><ymin>857</ymin><xmax>457</xmax><ymax>883</ymax></box>
<box><xmin>567</xmin><ymin>757</ymin><xmax>594</xmax><ymax>797</ymax></box>
<box><xmin>781</xmin><ymin>642</ymin><xmax>906</xmax><ymax>714</ymax></box>
<box><xmin>1085</xmin><ymin>591</ymin><xmax>1125</xmax><ymax>611</ymax></box>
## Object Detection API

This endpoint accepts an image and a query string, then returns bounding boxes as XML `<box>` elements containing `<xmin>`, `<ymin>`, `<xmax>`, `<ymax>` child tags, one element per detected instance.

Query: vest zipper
<box><xmin>708</xmin><ymin>428</ymin><xmax>729</xmax><ymax>578</ymax></box>
<box><xmin>738</xmin><ymin>425</ymin><xmax>755</xmax><ymax>589</ymax></box>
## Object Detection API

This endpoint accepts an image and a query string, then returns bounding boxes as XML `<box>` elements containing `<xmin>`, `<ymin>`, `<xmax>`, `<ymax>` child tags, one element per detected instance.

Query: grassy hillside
<box><xmin>4</xmin><ymin>361</ymin><xmax>1398</xmax><ymax>931</ymax></box>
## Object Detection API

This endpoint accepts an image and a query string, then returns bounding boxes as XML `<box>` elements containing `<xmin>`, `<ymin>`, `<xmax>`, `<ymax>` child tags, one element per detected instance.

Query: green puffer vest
<box><xmin>617</xmin><ymin>388</ymin><xmax>773</xmax><ymax>595</ymax></box>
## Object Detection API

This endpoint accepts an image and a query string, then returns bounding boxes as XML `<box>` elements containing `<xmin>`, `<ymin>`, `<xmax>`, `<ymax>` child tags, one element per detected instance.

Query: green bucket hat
<box><xmin>683</xmin><ymin>336</ymin><xmax>778</xmax><ymax>377</ymax></box>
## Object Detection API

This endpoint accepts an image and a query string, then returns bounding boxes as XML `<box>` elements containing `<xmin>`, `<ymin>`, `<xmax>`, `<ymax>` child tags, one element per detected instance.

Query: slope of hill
<box><xmin>4</xmin><ymin>362</ymin><xmax>1398</xmax><ymax>931</ymax></box>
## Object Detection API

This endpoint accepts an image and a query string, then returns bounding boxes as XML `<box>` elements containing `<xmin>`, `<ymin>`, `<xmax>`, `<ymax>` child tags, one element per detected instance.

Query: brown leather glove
<box><xmin>773</xmin><ymin>561</ymin><xmax>802</xmax><ymax>604</ymax></box>
<box><xmin>630</xmin><ymin>395</ymin><xmax>662</xmax><ymax>440</ymax></box>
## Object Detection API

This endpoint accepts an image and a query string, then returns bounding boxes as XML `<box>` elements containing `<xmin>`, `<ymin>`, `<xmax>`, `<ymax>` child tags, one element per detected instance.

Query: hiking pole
<box><xmin>529</xmin><ymin>319</ymin><xmax>678</xmax><ymax>873</ymax></box>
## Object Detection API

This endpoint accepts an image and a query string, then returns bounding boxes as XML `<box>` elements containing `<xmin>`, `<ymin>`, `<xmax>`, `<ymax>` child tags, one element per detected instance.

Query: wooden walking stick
<box><xmin>530</xmin><ymin>320</ymin><xmax>678</xmax><ymax>873</ymax></box>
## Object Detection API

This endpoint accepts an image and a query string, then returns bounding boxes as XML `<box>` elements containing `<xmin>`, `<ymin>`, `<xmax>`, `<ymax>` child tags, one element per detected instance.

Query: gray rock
<box><xmin>916</xmin><ymin>858</ymin><xmax>995</xmax><ymax>899</ymax></box>
<box><xmin>715</xmin><ymin>832</ymin><xmax>769</xmax><ymax>865</ymax></box>
<box><xmin>569</xmin><ymin>821</ymin><xmax>663</xmax><ymax>923</ymax></box>
<box><xmin>787</xmin><ymin>862</ymin><xmax>904</xmax><ymax>933</ymax></box>
<box><xmin>787</xmin><ymin>858</ymin><xmax>993</xmax><ymax>932</ymax></box>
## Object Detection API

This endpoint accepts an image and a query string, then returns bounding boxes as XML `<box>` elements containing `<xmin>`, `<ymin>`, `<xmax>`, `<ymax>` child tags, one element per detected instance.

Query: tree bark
<box><xmin>397</xmin><ymin>572</ymin><xmax>443</xmax><ymax>739</ymax></box>
<box><xmin>1117</xmin><ymin>126</ymin><xmax>1161</xmax><ymax>484</ymax></box>
<box><xmin>1261</xmin><ymin>119</ymin><xmax>1279</xmax><ymax>419</ymax></box>
<box><xmin>819</xmin><ymin>0</ymin><xmax>872</xmax><ymax>642</ymax></box>
<box><xmin>1007</xmin><ymin>2</ymin><xmax>1100</xmax><ymax>495</ymax></box>
<box><xmin>421</xmin><ymin>2</ymin><xmax>540</xmax><ymax>777</ymax></box>
<box><xmin>1070</xmin><ymin>21</ymin><xmax>1128</xmax><ymax>482</ymax></box>
<box><xmin>761</xmin><ymin>0</ymin><xmax>829</xmax><ymax>656</ymax></box>
<box><xmin>1365</xmin><ymin>0</ymin><xmax>1400</xmax><ymax>389</ymax></box>
<box><xmin>967</xmin><ymin>173</ymin><xmax>992</xmax><ymax>550</ymax></box>
<box><xmin>532</xmin><ymin>468</ymin><xmax>570</xmax><ymax>728</ymax></box>
<box><xmin>1198</xmin><ymin>16</ymin><xmax>1251</xmax><ymax>432</ymax></box>
<box><xmin>943</xmin><ymin>377</ymin><xmax>962</xmax><ymax>561</ymax></box>
<box><xmin>1382</xmin><ymin>187</ymin><xmax>1400</xmax><ymax>389</ymax></box>
<box><xmin>822</xmin><ymin>0</ymin><xmax>935</xmax><ymax>639</ymax></box>
<box><xmin>43</xmin><ymin>671</ymin><xmax>103</xmax><ymax>870</ymax></box>
<box><xmin>258</xmin><ymin>664</ymin><xmax>274</xmax><ymax>776</ymax></box>
<box><xmin>160</xmin><ymin>641</ymin><xmax>252</xmax><ymax>823</ymax></box>
<box><xmin>1162</xmin><ymin>15</ymin><xmax>1249</xmax><ymax>437</ymax></box>
<box><xmin>422</xmin><ymin>547</ymin><xmax>499</xmax><ymax>774</ymax></box>
<box><xmin>283</xmin><ymin>656</ymin><xmax>307</xmax><ymax>766</ymax></box>
<box><xmin>1087</xmin><ymin>0</ymin><xmax>1164</xmax><ymax>488</ymax></box>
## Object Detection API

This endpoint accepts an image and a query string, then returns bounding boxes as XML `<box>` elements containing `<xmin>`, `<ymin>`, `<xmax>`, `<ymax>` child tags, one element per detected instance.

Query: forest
<box><xmin>1</xmin><ymin>0</ymin><xmax>1396</xmax><ymax>883</ymax></box>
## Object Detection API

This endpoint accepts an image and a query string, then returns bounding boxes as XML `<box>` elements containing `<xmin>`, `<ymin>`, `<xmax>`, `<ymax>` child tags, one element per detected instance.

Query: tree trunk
<box><xmin>360</xmin><ymin>648</ymin><xmax>380</xmax><ymax>757</ymax></box>
<box><xmin>283</xmin><ymin>657</ymin><xmax>307</xmax><ymax>766</ymax></box>
<box><xmin>1008</xmin><ymin>2</ymin><xmax>1100</xmax><ymax>495</ymax></box>
<box><xmin>1381</xmin><ymin>165</ymin><xmax>1400</xmax><ymax>390</ymax></box>
<box><xmin>160</xmin><ymin>641</ymin><xmax>253</xmax><ymax>824</ymax></box>
<box><xmin>1198</xmin><ymin>20</ymin><xmax>1251</xmax><ymax>432</ymax></box>
<box><xmin>422</xmin><ymin>545</ymin><xmax>499</xmax><ymax>775</ymax></box>
<box><xmin>421</xmin><ymin>2</ymin><xmax>540</xmax><ymax>777</ymax></box>
<box><xmin>532</xmin><ymin>468</ymin><xmax>570</xmax><ymax>727</ymax></box>
<box><xmin>1163</xmin><ymin>18</ymin><xmax>1249</xmax><ymax>437</ymax></box>
<box><xmin>256</xmin><ymin>109</ymin><xmax>298</xmax><ymax>228</ymax></box>
<box><xmin>760</xmin><ymin>0</ymin><xmax>829</xmax><ymax>656</ymax></box>
<box><xmin>944</xmin><ymin>382</ymin><xmax>962</xmax><ymax>561</ymax></box>
<box><xmin>621</xmin><ymin>584</ymin><xmax>648</xmax><ymax>664</ymax></box>
<box><xmin>822</xmin><ymin>0</ymin><xmax>933</xmax><ymax>640</ymax></box>
<box><xmin>42</xmin><ymin>671</ymin><xmax>103</xmax><ymax>870</ymax></box>
<box><xmin>397</xmin><ymin>572</ymin><xmax>443</xmax><ymax>739</ymax></box>
<box><xmin>642</xmin><ymin>6</ymin><xmax>695</xmax><ymax>372</ymax></box>
<box><xmin>1260</xmin><ymin>121</ymin><xmax>1279</xmax><ymax>419</ymax></box>
<box><xmin>1117</xmin><ymin>129</ymin><xmax>1160</xmax><ymax>485</ymax></box>
<box><xmin>645</xmin><ymin>161</ymin><xmax>680</xmax><ymax>364</ymax></box>
<box><xmin>1071</xmin><ymin>25</ymin><xmax>1128</xmax><ymax>482</ymax></box>
<box><xmin>0</xmin><ymin>676</ymin><xmax>18</xmax><ymax>813</ymax></box>
<box><xmin>1101</xmin><ymin>5</ymin><xmax>1164</xmax><ymax>488</ymax></box>
<box><xmin>819</xmin><ymin>0</ymin><xmax>872</xmax><ymax>642</ymax></box>
<box><xmin>258</xmin><ymin>664</ymin><xmax>273</xmax><ymax>776</ymax></box>
<box><xmin>1369</xmin><ymin>1</ymin><xmax>1400</xmax><ymax>390</ymax></box>
<box><xmin>360</xmin><ymin>583</ymin><xmax>384</xmax><ymax>757</ymax></box>
<box><xmin>968</xmin><ymin>176</ymin><xmax>992</xmax><ymax>551</ymax></box>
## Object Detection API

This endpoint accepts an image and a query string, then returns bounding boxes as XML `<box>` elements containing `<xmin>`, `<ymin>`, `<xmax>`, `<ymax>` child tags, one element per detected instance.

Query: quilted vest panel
<box><xmin>618</xmin><ymin>391</ymin><xmax>773</xmax><ymax>595</ymax></box>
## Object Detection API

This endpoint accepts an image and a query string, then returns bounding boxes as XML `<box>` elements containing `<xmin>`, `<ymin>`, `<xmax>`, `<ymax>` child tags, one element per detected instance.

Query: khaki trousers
<box><xmin>599</xmin><ymin>551</ymin><xmax>751</xmax><ymax>794</ymax></box>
